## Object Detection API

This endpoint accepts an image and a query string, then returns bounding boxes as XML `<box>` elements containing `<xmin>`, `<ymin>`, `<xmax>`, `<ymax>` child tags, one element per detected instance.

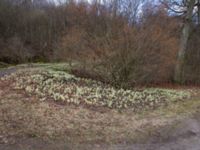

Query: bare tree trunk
<box><xmin>174</xmin><ymin>0</ymin><xmax>195</xmax><ymax>83</ymax></box>
<box><xmin>197</xmin><ymin>0</ymin><xmax>200</xmax><ymax>25</ymax></box>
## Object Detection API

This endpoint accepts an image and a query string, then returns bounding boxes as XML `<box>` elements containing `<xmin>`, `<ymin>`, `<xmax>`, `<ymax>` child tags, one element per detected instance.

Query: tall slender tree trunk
<box><xmin>197</xmin><ymin>0</ymin><xmax>200</xmax><ymax>25</ymax></box>
<box><xmin>174</xmin><ymin>0</ymin><xmax>195</xmax><ymax>83</ymax></box>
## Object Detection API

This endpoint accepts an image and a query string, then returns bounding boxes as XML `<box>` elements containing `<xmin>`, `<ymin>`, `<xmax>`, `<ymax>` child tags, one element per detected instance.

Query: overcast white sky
<box><xmin>52</xmin><ymin>0</ymin><xmax>91</xmax><ymax>4</ymax></box>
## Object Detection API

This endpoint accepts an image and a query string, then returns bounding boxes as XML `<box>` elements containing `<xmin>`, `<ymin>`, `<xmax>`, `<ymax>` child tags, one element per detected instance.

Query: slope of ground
<box><xmin>0</xmin><ymin>64</ymin><xmax>200</xmax><ymax>150</ymax></box>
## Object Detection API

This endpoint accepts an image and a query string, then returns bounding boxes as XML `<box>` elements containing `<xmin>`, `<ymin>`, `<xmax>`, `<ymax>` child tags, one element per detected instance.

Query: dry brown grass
<box><xmin>1</xmin><ymin>76</ymin><xmax>200</xmax><ymax>146</ymax></box>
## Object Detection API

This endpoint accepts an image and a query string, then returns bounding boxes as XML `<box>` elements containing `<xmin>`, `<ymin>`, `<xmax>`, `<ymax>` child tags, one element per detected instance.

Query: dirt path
<box><xmin>147</xmin><ymin>115</ymin><xmax>200</xmax><ymax>150</ymax></box>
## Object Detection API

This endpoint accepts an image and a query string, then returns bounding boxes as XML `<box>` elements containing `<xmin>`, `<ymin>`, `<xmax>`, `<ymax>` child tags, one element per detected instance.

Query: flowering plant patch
<box><xmin>1</xmin><ymin>69</ymin><xmax>191</xmax><ymax>111</ymax></box>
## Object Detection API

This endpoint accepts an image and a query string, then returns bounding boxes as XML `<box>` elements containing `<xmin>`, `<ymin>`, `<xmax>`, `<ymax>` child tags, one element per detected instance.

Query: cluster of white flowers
<box><xmin>1</xmin><ymin>68</ymin><xmax>191</xmax><ymax>111</ymax></box>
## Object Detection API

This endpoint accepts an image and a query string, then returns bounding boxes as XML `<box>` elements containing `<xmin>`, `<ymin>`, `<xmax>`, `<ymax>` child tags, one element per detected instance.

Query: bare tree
<box><xmin>174</xmin><ymin>0</ymin><xmax>195</xmax><ymax>83</ymax></box>
<box><xmin>162</xmin><ymin>0</ymin><xmax>196</xmax><ymax>83</ymax></box>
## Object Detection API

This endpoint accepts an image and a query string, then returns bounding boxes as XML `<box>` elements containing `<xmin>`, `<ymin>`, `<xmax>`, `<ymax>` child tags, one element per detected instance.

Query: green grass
<box><xmin>0</xmin><ymin>62</ymin><xmax>9</xmax><ymax>69</ymax></box>
<box><xmin>13</xmin><ymin>62</ymin><xmax>72</xmax><ymax>72</ymax></box>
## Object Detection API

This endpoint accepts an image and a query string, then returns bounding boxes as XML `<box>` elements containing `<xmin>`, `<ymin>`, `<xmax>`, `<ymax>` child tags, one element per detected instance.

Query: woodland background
<box><xmin>0</xmin><ymin>0</ymin><xmax>200</xmax><ymax>87</ymax></box>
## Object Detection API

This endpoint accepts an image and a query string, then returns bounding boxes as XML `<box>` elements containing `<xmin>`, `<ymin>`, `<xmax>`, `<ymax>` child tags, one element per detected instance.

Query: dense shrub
<box><xmin>70</xmin><ymin>8</ymin><xmax>179</xmax><ymax>88</ymax></box>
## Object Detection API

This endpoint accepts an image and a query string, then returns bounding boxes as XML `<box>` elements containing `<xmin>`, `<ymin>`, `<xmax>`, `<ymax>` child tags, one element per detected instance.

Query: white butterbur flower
<box><xmin>4</xmin><ymin>67</ymin><xmax>191</xmax><ymax>111</ymax></box>
<box><xmin>53</xmin><ymin>93</ymin><xmax>60</xmax><ymax>101</ymax></box>
<box><xmin>60</xmin><ymin>95</ymin><xmax>65</xmax><ymax>101</ymax></box>
<box><xmin>25</xmin><ymin>86</ymin><xmax>33</xmax><ymax>93</ymax></box>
